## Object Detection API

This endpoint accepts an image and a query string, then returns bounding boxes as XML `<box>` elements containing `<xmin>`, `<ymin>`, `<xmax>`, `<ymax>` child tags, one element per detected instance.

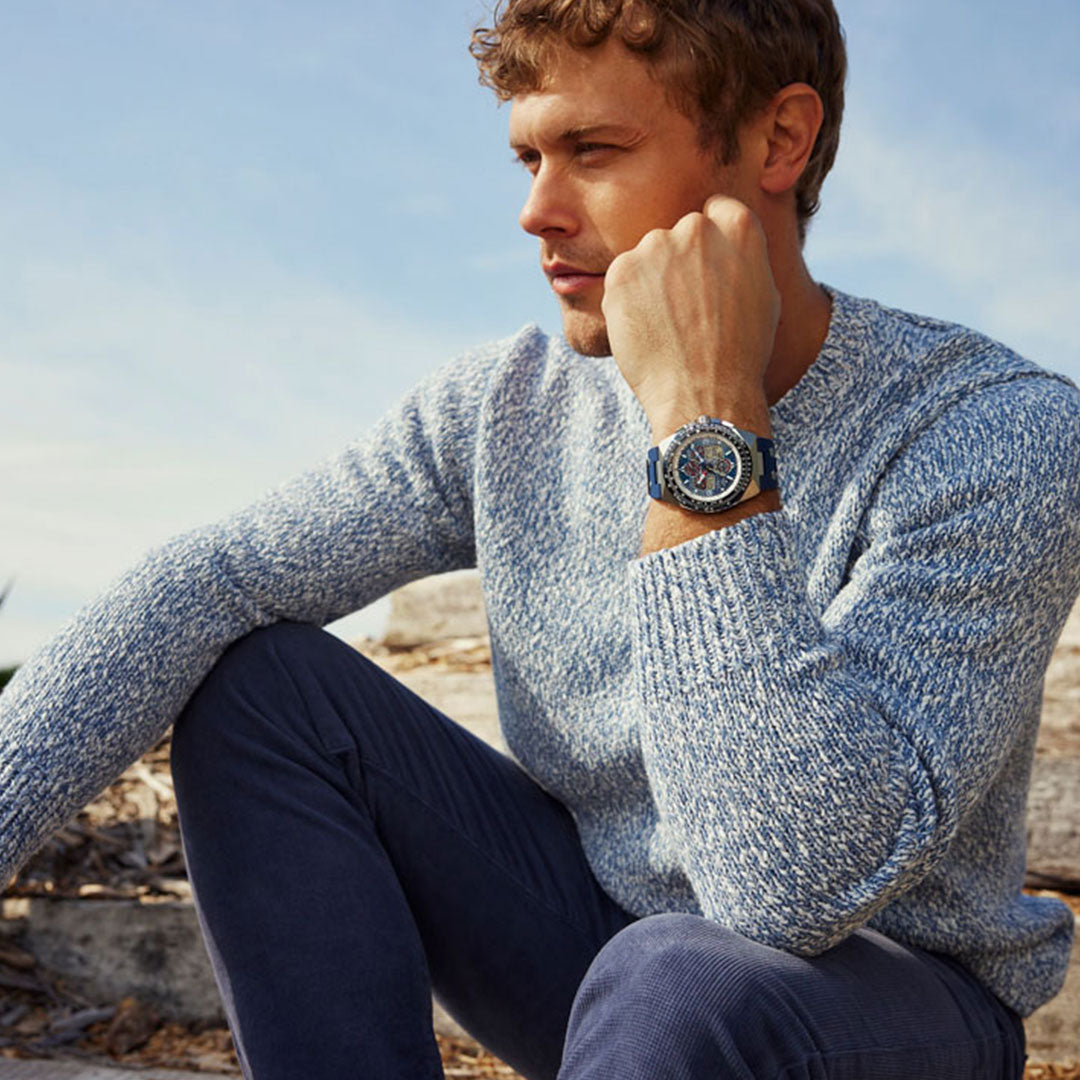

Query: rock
<box><xmin>1029</xmin><ymin>597</ymin><xmax>1080</xmax><ymax>889</ymax></box>
<box><xmin>1024</xmin><ymin>915</ymin><xmax>1080</xmax><ymax>1061</ymax></box>
<box><xmin>1040</xmin><ymin>595</ymin><xmax>1080</xmax><ymax>758</ymax></box>
<box><xmin>1</xmin><ymin>897</ymin><xmax>223</xmax><ymax>1026</ymax></box>
<box><xmin>1027</xmin><ymin>758</ymin><xmax>1080</xmax><ymax>890</ymax></box>
<box><xmin>382</xmin><ymin>570</ymin><xmax>487</xmax><ymax>646</ymax></box>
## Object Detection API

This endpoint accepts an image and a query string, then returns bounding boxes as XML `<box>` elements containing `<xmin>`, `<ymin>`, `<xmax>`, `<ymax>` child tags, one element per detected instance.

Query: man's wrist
<box><xmin>646</xmin><ymin>388</ymin><xmax>771</xmax><ymax>443</ymax></box>
<box><xmin>639</xmin><ymin>487</ymin><xmax>781</xmax><ymax>556</ymax></box>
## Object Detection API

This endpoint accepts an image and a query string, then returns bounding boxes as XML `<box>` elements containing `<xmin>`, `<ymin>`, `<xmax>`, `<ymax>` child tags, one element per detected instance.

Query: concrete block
<box><xmin>383</xmin><ymin>570</ymin><xmax>487</xmax><ymax>646</ymax></box>
<box><xmin>2</xmin><ymin>897</ymin><xmax>223</xmax><ymax>1026</ymax></box>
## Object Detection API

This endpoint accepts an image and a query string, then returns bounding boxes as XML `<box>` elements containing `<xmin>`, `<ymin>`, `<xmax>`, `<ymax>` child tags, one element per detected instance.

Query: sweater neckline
<box><xmin>769</xmin><ymin>283</ymin><xmax>860</xmax><ymax>431</ymax></box>
<box><xmin>598</xmin><ymin>282</ymin><xmax>863</xmax><ymax>437</ymax></box>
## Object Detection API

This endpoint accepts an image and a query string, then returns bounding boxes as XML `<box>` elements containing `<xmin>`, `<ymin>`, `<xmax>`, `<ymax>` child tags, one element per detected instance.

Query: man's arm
<box><xmin>601</xmin><ymin>194</ymin><xmax>1080</xmax><ymax>952</ymax></box>
<box><xmin>627</xmin><ymin>371</ymin><xmax>1080</xmax><ymax>954</ymax></box>
<box><xmin>0</xmin><ymin>338</ymin><xmax>501</xmax><ymax>888</ymax></box>
<box><xmin>600</xmin><ymin>196</ymin><xmax>786</xmax><ymax>554</ymax></box>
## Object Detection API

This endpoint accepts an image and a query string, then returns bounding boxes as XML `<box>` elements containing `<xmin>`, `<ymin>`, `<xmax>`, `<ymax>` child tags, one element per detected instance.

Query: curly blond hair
<box><xmin>471</xmin><ymin>0</ymin><xmax>846</xmax><ymax>241</ymax></box>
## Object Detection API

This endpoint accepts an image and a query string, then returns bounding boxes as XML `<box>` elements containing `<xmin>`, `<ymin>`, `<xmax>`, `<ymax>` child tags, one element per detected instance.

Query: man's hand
<box><xmin>601</xmin><ymin>194</ymin><xmax>780</xmax><ymax>441</ymax></box>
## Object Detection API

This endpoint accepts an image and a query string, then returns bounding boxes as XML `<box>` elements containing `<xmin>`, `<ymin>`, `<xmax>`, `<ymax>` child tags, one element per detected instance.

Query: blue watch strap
<box><xmin>646</xmin><ymin>446</ymin><xmax>664</xmax><ymax>500</ymax></box>
<box><xmin>758</xmin><ymin>437</ymin><xmax>778</xmax><ymax>491</ymax></box>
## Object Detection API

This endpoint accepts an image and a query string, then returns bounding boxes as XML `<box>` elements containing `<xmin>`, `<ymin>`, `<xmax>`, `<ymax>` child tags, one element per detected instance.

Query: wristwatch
<box><xmin>646</xmin><ymin>415</ymin><xmax>778</xmax><ymax>514</ymax></box>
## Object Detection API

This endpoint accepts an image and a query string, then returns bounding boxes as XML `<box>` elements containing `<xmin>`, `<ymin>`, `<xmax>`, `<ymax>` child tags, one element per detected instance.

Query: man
<box><xmin>1</xmin><ymin>1</ymin><xmax>1076</xmax><ymax>1077</ymax></box>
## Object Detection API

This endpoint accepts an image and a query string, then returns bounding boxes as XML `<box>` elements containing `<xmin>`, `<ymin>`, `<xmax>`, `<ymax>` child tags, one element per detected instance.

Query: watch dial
<box><xmin>674</xmin><ymin>436</ymin><xmax>741</xmax><ymax>500</ymax></box>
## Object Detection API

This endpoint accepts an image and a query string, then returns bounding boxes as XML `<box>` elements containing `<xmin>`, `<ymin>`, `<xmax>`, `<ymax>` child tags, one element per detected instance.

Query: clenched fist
<box><xmin>601</xmin><ymin>195</ymin><xmax>780</xmax><ymax>441</ymax></box>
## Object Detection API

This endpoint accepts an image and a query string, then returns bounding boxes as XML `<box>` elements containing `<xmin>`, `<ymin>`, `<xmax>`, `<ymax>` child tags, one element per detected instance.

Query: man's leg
<box><xmin>169</xmin><ymin>622</ymin><xmax>636</xmax><ymax>1080</ymax></box>
<box><xmin>558</xmin><ymin>912</ymin><xmax>1027</xmax><ymax>1080</ymax></box>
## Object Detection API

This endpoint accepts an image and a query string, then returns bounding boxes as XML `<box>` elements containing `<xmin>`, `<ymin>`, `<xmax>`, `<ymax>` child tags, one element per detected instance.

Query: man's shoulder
<box><xmin>827</xmin><ymin>285</ymin><xmax>1079</xmax><ymax>412</ymax></box>
<box><xmin>418</xmin><ymin>322</ymin><xmax>564</xmax><ymax>394</ymax></box>
<box><xmin>394</xmin><ymin>324</ymin><xmax>556</xmax><ymax>424</ymax></box>
<box><xmin>830</xmin><ymin>288</ymin><xmax>1080</xmax><ymax>513</ymax></box>
<box><xmin>425</xmin><ymin>321</ymin><xmax>625</xmax><ymax>417</ymax></box>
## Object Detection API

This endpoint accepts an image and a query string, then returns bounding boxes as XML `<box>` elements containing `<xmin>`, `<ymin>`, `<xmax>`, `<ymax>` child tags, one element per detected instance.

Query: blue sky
<box><xmin>2</xmin><ymin>0</ymin><xmax>1078</xmax><ymax>664</ymax></box>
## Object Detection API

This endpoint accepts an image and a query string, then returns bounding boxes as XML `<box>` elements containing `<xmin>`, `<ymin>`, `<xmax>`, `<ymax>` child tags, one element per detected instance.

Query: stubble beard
<box><xmin>543</xmin><ymin>239</ymin><xmax>616</xmax><ymax>357</ymax></box>
<box><xmin>560</xmin><ymin>297</ymin><xmax>612</xmax><ymax>358</ymax></box>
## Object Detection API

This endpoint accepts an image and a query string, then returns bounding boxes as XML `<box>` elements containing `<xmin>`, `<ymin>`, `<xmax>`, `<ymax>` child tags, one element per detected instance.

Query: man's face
<box><xmin>509</xmin><ymin>39</ymin><xmax>753</xmax><ymax>356</ymax></box>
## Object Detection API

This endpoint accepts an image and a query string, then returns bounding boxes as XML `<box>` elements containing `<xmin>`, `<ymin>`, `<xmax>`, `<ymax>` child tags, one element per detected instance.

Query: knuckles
<box><xmin>606</xmin><ymin>196</ymin><xmax>768</xmax><ymax>296</ymax></box>
<box><xmin>636</xmin><ymin>226</ymin><xmax>671</xmax><ymax>255</ymax></box>
<box><xmin>703</xmin><ymin>196</ymin><xmax>763</xmax><ymax>248</ymax></box>
<box><xmin>603</xmin><ymin>250</ymin><xmax>632</xmax><ymax>290</ymax></box>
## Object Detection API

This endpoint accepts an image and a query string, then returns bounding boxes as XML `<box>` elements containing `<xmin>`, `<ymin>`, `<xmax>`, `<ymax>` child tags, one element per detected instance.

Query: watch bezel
<box><xmin>660</xmin><ymin>417</ymin><xmax>753</xmax><ymax>513</ymax></box>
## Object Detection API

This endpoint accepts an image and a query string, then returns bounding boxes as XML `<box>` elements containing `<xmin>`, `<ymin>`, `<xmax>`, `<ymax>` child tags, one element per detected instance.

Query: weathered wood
<box><xmin>1027</xmin><ymin>757</ymin><xmax>1080</xmax><ymax>890</ymax></box>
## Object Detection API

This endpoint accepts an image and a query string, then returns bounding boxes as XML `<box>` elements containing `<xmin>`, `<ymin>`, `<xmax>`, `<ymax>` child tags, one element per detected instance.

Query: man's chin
<box><xmin>561</xmin><ymin>310</ymin><xmax>612</xmax><ymax>358</ymax></box>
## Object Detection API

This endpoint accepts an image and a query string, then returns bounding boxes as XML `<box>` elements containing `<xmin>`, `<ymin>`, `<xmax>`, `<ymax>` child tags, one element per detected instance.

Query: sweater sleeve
<box><xmin>0</xmin><ymin>343</ymin><xmax>496</xmax><ymax>887</ymax></box>
<box><xmin>628</xmin><ymin>371</ymin><xmax>1080</xmax><ymax>955</ymax></box>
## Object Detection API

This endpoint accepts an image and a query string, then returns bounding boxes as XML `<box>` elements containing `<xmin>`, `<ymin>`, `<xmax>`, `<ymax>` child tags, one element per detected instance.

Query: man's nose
<box><xmin>518</xmin><ymin>167</ymin><xmax>578</xmax><ymax>237</ymax></box>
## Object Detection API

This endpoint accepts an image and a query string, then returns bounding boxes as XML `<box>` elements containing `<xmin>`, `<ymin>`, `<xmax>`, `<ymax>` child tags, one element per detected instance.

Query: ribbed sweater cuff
<box><xmin>630</xmin><ymin>509</ymin><xmax>821</xmax><ymax>671</ymax></box>
<box><xmin>0</xmin><ymin>748</ymin><xmax>49</xmax><ymax>885</ymax></box>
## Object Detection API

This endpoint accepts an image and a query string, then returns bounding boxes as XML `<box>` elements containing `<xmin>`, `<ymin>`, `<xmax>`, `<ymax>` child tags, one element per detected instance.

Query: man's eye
<box><xmin>513</xmin><ymin>150</ymin><xmax>540</xmax><ymax>172</ymax></box>
<box><xmin>575</xmin><ymin>143</ymin><xmax>616</xmax><ymax>158</ymax></box>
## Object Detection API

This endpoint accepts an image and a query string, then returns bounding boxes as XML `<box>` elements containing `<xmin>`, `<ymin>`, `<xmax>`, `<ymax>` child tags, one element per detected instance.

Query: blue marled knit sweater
<box><xmin>2</xmin><ymin>287</ymin><xmax>1079</xmax><ymax>1016</ymax></box>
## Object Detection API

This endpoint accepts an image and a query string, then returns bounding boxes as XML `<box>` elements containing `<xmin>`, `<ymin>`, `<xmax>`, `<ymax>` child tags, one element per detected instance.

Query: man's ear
<box><xmin>757</xmin><ymin>83</ymin><xmax>824</xmax><ymax>196</ymax></box>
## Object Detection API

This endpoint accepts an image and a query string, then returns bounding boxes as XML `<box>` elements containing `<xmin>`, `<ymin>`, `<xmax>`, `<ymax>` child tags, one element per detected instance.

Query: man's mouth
<box><xmin>543</xmin><ymin>261</ymin><xmax>606</xmax><ymax>297</ymax></box>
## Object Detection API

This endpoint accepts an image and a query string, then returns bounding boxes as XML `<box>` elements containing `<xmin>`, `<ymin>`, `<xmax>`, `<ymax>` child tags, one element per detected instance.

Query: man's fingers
<box><xmin>702</xmin><ymin>193</ymin><xmax>749</xmax><ymax>222</ymax></box>
<box><xmin>701</xmin><ymin>194</ymin><xmax>765</xmax><ymax>246</ymax></box>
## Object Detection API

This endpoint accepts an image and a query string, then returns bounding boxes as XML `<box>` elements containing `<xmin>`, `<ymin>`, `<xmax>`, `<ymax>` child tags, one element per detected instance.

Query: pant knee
<box><xmin>170</xmin><ymin>621</ymin><xmax>353</xmax><ymax>766</ymax></box>
<box><xmin>566</xmin><ymin>914</ymin><xmax>798</xmax><ymax>1065</ymax></box>
<box><xmin>577</xmin><ymin>913</ymin><xmax>750</xmax><ymax>1015</ymax></box>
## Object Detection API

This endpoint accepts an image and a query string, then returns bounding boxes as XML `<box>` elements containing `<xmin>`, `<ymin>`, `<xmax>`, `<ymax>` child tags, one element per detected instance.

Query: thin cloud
<box><xmin>811</xmin><ymin>105</ymin><xmax>1080</xmax><ymax>380</ymax></box>
<box><xmin>1</xmin><ymin>254</ymin><xmax>475</xmax><ymax>664</ymax></box>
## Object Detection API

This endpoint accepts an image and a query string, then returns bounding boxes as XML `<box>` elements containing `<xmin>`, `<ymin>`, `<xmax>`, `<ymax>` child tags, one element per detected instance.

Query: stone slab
<box><xmin>1023</xmin><ymin>915</ymin><xmax>1080</xmax><ymax>1060</ymax></box>
<box><xmin>1027</xmin><ymin>757</ymin><xmax>1080</xmax><ymax>888</ymax></box>
<box><xmin>1</xmin><ymin>899</ymin><xmax>223</xmax><ymax>1026</ymax></box>
<box><xmin>382</xmin><ymin>570</ymin><xmax>487</xmax><ymax>646</ymax></box>
<box><xmin>0</xmin><ymin>1063</ymin><xmax>231</xmax><ymax>1079</ymax></box>
<box><xmin>1040</xmin><ymin>597</ymin><xmax>1080</xmax><ymax>758</ymax></box>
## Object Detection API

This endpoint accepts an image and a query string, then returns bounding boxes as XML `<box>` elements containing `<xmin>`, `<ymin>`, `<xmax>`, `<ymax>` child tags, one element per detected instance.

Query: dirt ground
<box><xmin>2</xmin><ymin>632</ymin><xmax>1079</xmax><ymax>1077</ymax></box>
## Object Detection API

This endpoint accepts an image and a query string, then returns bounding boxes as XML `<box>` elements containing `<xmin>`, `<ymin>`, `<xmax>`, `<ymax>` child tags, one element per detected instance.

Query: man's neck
<box><xmin>763</xmin><ymin>244</ymin><xmax>833</xmax><ymax>408</ymax></box>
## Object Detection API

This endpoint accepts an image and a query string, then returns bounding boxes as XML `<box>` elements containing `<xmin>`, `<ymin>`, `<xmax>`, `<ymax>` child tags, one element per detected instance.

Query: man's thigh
<box><xmin>174</xmin><ymin>622</ymin><xmax>636</xmax><ymax>1080</ymax></box>
<box><xmin>339</xmin><ymin>639</ymin><xmax>639</xmax><ymax>1076</ymax></box>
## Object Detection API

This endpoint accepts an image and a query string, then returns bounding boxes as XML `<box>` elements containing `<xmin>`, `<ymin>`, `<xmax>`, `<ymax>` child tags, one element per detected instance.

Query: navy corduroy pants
<box><xmin>169</xmin><ymin>622</ymin><xmax>1027</xmax><ymax>1080</ymax></box>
